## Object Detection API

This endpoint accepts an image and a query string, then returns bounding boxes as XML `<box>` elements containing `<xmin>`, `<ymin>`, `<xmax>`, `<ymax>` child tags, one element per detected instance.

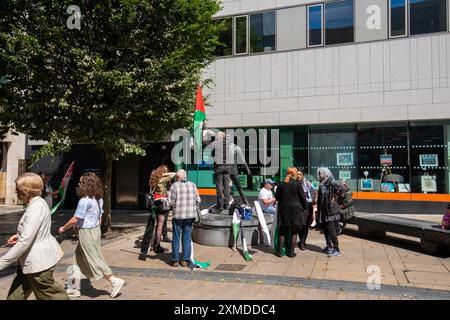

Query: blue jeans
<box><xmin>262</xmin><ymin>206</ymin><xmax>277</xmax><ymax>215</ymax></box>
<box><xmin>171</xmin><ymin>218</ymin><xmax>195</xmax><ymax>262</ymax></box>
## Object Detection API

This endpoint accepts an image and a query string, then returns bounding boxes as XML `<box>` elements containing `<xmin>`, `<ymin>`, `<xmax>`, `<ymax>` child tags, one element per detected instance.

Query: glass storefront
<box><xmin>187</xmin><ymin>120</ymin><xmax>450</xmax><ymax>197</ymax></box>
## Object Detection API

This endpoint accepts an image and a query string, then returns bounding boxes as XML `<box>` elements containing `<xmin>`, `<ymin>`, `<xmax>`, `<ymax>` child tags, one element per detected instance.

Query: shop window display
<box><xmin>309</xmin><ymin>126</ymin><xmax>357</xmax><ymax>192</ymax></box>
<box><xmin>409</xmin><ymin>123</ymin><xmax>446</xmax><ymax>194</ymax></box>
<box><xmin>357</xmin><ymin>124</ymin><xmax>409</xmax><ymax>193</ymax></box>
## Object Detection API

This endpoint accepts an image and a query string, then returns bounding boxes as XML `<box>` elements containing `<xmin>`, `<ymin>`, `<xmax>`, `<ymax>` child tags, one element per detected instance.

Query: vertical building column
<box><xmin>280</xmin><ymin>130</ymin><xmax>294</xmax><ymax>180</ymax></box>
<box><xmin>5</xmin><ymin>133</ymin><xmax>27</xmax><ymax>205</ymax></box>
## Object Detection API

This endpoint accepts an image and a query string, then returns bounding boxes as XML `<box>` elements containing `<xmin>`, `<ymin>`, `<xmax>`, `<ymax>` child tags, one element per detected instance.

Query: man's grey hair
<box><xmin>216</xmin><ymin>131</ymin><xmax>225</xmax><ymax>141</ymax></box>
<box><xmin>176</xmin><ymin>169</ymin><xmax>187</xmax><ymax>180</ymax></box>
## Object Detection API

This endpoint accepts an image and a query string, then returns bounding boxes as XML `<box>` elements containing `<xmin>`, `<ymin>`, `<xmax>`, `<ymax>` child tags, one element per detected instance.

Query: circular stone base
<box><xmin>192</xmin><ymin>211</ymin><xmax>275</xmax><ymax>247</ymax></box>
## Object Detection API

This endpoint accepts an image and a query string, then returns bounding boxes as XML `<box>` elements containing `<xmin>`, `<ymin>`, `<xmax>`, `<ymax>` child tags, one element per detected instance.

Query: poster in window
<box><xmin>419</xmin><ymin>154</ymin><xmax>438</xmax><ymax>167</ymax></box>
<box><xmin>397</xmin><ymin>183</ymin><xmax>410</xmax><ymax>193</ymax></box>
<box><xmin>339</xmin><ymin>171</ymin><xmax>351</xmax><ymax>180</ymax></box>
<box><xmin>337</xmin><ymin>153</ymin><xmax>354</xmax><ymax>166</ymax></box>
<box><xmin>381</xmin><ymin>182</ymin><xmax>395</xmax><ymax>192</ymax></box>
<box><xmin>421</xmin><ymin>175</ymin><xmax>437</xmax><ymax>193</ymax></box>
<box><xmin>360</xmin><ymin>179</ymin><xmax>373</xmax><ymax>191</ymax></box>
<box><xmin>380</xmin><ymin>154</ymin><xmax>393</xmax><ymax>166</ymax></box>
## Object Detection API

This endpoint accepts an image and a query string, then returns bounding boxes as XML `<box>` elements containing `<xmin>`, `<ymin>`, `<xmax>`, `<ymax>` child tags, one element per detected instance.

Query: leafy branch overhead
<box><xmin>0</xmin><ymin>0</ymin><xmax>224</xmax><ymax>159</ymax></box>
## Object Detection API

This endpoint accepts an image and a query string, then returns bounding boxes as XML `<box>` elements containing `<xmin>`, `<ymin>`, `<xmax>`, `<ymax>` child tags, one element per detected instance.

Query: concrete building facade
<box><xmin>191</xmin><ymin>0</ymin><xmax>450</xmax><ymax>213</ymax></box>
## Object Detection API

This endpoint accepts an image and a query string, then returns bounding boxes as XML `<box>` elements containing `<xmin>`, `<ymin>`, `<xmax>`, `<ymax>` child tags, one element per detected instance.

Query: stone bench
<box><xmin>351</xmin><ymin>214</ymin><xmax>450</xmax><ymax>255</ymax></box>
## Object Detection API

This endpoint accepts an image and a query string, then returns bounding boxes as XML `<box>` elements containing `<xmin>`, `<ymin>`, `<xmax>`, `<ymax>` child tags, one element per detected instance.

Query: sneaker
<box><xmin>310</xmin><ymin>221</ymin><xmax>317</xmax><ymax>228</ymax></box>
<box><xmin>170</xmin><ymin>261</ymin><xmax>179</xmax><ymax>267</ymax></box>
<box><xmin>110</xmin><ymin>278</ymin><xmax>125</xmax><ymax>298</ymax></box>
<box><xmin>328</xmin><ymin>249</ymin><xmax>342</xmax><ymax>257</ymax></box>
<box><xmin>299</xmin><ymin>243</ymin><xmax>307</xmax><ymax>251</ymax></box>
<box><xmin>66</xmin><ymin>288</ymin><xmax>81</xmax><ymax>298</ymax></box>
<box><xmin>322</xmin><ymin>247</ymin><xmax>333</xmax><ymax>254</ymax></box>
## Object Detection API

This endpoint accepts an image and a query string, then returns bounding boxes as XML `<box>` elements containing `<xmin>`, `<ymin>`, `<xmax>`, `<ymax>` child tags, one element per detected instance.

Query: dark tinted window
<box><xmin>390</xmin><ymin>0</ymin><xmax>407</xmax><ymax>37</ymax></box>
<box><xmin>410</xmin><ymin>0</ymin><xmax>447</xmax><ymax>35</ymax></box>
<box><xmin>308</xmin><ymin>5</ymin><xmax>323</xmax><ymax>47</ymax></box>
<box><xmin>250</xmin><ymin>12</ymin><xmax>276</xmax><ymax>53</ymax></box>
<box><xmin>325</xmin><ymin>0</ymin><xmax>354</xmax><ymax>45</ymax></box>
<box><xmin>235</xmin><ymin>16</ymin><xmax>248</xmax><ymax>54</ymax></box>
<box><xmin>215</xmin><ymin>18</ymin><xmax>233</xmax><ymax>56</ymax></box>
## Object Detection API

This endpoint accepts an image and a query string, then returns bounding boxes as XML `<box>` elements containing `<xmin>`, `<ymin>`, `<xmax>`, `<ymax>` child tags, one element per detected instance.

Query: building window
<box><xmin>309</xmin><ymin>125</ymin><xmax>357</xmax><ymax>192</ymax></box>
<box><xmin>215</xmin><ymin>18</ymin><xmax>233</xmax><ymax>56</ymax></box>
<box><xmin>389</xmin><ymin>0</ymin><xmax>408</xmax><ymax>38</ymax></box>
<box><xmin>307</xmin><ymin>4</ymin><xmax>324</xmax><ymax>47</ymax></box>
<box><xmin>357</xmin><ymin>124</ymin><xmax>410</xmax><ymax>193</ymax></box>
<box><xmin>409</xmin><ymin>123</ymin><xmax>446</xmax><ymax>194</ymax></box>
<box><xmin>234</xmin><ymin>15</ymin><xmax>248</xmax><ymax>55</ymax></box>
<box><xmin>250</xmin><ymin>11</ymin><xmax>276</xmax><ymax>53</ymax></box>
<box><xmin>410</xmin><ymin>0</ymin><xmax>447</xmax><ymax>35</ymax></box>
<box><xmin>325</xmin><ymin>0</ymin><xmax>354</xmax><ymax>45</ymax></box>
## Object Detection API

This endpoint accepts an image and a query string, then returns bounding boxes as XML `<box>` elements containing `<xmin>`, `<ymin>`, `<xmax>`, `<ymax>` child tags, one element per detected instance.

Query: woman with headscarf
<box><xmin>275</xmin><ymin>167</ymin><xmax>307</xmax><ymax>258</ymax></box>
<box><xmin>317</xmin><ymin>167</ymin><xmax>346</xmax><ymax>257</ymax></box>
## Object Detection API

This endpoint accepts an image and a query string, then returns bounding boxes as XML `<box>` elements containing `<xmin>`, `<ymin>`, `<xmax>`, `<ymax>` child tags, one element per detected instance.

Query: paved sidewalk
<box><xmin>0</xmin><ymin>212</ymin><xmax>448</xmax><ymax>300</ymax></box>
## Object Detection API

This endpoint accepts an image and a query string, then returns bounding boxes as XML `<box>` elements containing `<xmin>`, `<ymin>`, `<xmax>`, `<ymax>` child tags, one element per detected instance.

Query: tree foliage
<box><xmin>0</xmin><ymin>0</ymin><xmax>223</xmax><ymax>229</ymax></box>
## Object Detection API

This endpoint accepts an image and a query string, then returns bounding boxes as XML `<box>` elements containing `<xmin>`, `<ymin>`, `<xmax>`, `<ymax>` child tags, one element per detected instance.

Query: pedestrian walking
<box><xmin>297</xmin><ymin>169</ymin><xmax>316</xmax><ymax>250</ymax></box>
<box><xmin>317</xmin><ymin>167</ymin><xmax>346</xmax><ymax>257</ymax></box>
<box><xmin>275</xmin><ymin>167</ymin><xmax>307</xmax><ymax>258</ymax></box>
<box><xmin>169</xmin><ymin>170</ymin><xmax>201</xmax><ymax>267</ymax></box>
<box><xmin>58</xmin><ymin>173</ymin><xmax>124</xmax><ymax>298</ymax></box>
<box><xmin>0</xmin><ymin>173</ymin><xmax>68</xmax><ymax>300</ymax></box>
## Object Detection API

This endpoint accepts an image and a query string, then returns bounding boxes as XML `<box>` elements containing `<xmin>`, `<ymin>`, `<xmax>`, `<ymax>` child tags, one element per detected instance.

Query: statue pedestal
<box><xmin>192</xmin><ymin>212</ymin><xmax>275</xmax><ymax>247</ymax></box>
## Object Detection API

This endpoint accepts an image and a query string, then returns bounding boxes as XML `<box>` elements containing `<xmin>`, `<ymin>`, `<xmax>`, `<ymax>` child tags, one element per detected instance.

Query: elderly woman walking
<box><xmin>317</xmin><ymin>167</ymin><xmax>346</xmax><ymax>257</ymax></box>
<box><xmin>275</xmin><ymin>167</ymin><xmax>307</xmax><ymax>258</ymax></box>
<box><xmin>58</xmin><ymin>173</ymin><xmax>124</xmax><ymax>298</ymax></box>
<box><xmin>0</xmin><ymin>173</ymin><xmax>68</xmax><ymax>300</ymax></box>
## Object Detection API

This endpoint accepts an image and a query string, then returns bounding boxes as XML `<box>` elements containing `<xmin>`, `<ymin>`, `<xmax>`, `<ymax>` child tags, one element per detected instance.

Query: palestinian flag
<box><xmin>193</xmin><ymin>83</ymin><xmax>206</xmax><ymax>153</ymax></box>
<box><xmin>51</xmin><ymin>161</ymin><xmax>74</xmax><ymax>215</ymax></box>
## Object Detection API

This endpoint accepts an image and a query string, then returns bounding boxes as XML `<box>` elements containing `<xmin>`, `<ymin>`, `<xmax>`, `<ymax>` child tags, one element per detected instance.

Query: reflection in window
<box><xmin>357</xmin><ymin>125</ymin><xmax>409</xmax><ymax>193</ymax></box>
<box><xmin>390</xmin><ymin>0</ymin><xmax>407</xmax><ymax>37</ymax></box>
<box><xmin>410</xmin><ymin>0</ymin><xmax>447</xmax><ymax>35</ymax></box>
<box><xmin>308</xmin><ymin>4</ymin><xmax>323</xmax><ymax>47</ymax></box>
<box><xmin>235</xmin><ymin>16</ymin><xmax>248</xmax><ymax>55</ymax></box>
<box><xmin>215</xmin><ymin>18</ymin><xmax>233</xmax><ymax>56</ymax></box>
<box><xmin>250</xmin><ymin>12</ymin><xmax>276</xmax><ymax>53</ymax></box>
<box><xmin>325</xmin><ymin>0</ymin><xmax>354</xmax><ymax>45</ymax></box>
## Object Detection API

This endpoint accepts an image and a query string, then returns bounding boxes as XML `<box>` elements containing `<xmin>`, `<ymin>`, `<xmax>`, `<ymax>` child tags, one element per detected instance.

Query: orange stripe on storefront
<box><xmin>198</xmin><ymin>189</ymin><xmax>450</xmax><ymax>202</ymax></box>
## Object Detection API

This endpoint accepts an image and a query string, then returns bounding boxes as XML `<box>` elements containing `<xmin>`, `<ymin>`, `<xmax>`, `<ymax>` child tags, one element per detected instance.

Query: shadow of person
<box><xmin>80</xmin><ymin>279</ymin><xmax>110</xmax><ymax>298</ymax></box>
<box><xmin>304</xmin><ymin>243</ymin><xmax>323</xmax><ymax>253</ymax></box>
